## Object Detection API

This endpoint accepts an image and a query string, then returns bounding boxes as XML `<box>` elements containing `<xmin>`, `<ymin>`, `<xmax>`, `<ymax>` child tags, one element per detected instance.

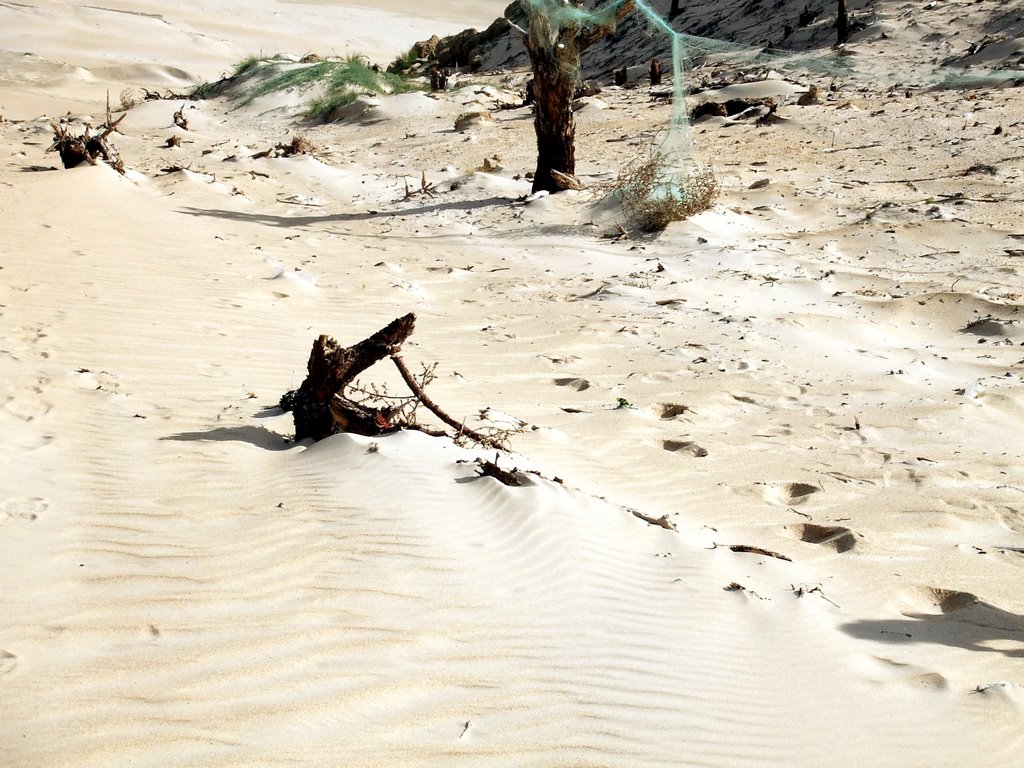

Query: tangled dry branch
<box><xmin>48</xmin><ymin>95</ymin><xmax>127</xmax><ymax>174</ymax></box>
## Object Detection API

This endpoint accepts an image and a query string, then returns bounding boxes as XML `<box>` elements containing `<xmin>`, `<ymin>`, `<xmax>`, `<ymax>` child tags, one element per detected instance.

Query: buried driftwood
<box><xmin>280</xmin><ymin>313</ymin><xmax>509</xmax><ymax>448</ymax></box>
<box><xmin>48</xmin><ymin>96</ymin><xmax>126</xmax><ymax>174</ymax></box>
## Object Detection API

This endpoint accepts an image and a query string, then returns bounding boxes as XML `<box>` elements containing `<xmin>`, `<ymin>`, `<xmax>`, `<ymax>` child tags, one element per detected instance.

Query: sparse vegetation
<box><xmin>306</xmin><ymin>57</ymin><xmax>422</xmax><ymax>120</ymax></box>
<box><xmin>186</xmin><ymin>53</ymin><xmax>423</xmax><ymax>115</ymax></box>
<box><xmin>241</xmin><ymin>60</ymin><xmax>334</xmax><ymax>105</ymax></box>
<box><xmin>387</xmin><ymin>45</ymin><xmax>420</xmax><ymax>74</ymax></box>
<box><xmin>224</xmin><ymin>55</ymin><xmax>422</xmax><ymax>118</ymax></box>
<box><xmin>232</xmin><ymin>55</ymin><xmax>263</xmax><ymax>77</ymax></box>
<box><xmin>617</xmin><ymin>150</ymin><xmax>719</xmax><ymax>232</ymax></box>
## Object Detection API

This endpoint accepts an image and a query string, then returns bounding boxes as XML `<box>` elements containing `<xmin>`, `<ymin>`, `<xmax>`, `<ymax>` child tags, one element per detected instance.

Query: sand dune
<box><xmin>2</xmin><ymin>0</ymin><xmax>1024</xmax><ymax>765</ymax></box>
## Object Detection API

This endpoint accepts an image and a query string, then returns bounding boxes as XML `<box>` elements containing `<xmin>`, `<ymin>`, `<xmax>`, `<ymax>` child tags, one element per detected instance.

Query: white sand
<box><xmin>2</xmin><ymin>0</ymin><xmax>1024</xmax><ymax>765</ymax></box>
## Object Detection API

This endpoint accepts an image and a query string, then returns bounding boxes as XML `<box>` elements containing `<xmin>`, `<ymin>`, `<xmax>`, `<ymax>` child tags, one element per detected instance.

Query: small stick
<box><xmin>391</xmin><ymin>354</ymin><xmax>503</xmax><ymax>449</ymax></box>
<box><xmin>728</xmin><ymin>544</ymin><xmax>792</xmax><ymax>562</ymax></box>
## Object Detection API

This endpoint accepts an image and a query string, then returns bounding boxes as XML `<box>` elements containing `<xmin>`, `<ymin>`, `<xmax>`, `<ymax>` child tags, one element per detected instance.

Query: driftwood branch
<box><xmin>280</xmin><ymin>314</ymin><xmax>511</xmax><ymax>450</ymax></box>
<box><xmin>280</xmin><ymin>314</ymin><xmax>415</xmax><ymax>440</ymax></box>
<box><xmin>391</xmin><ymin>354</ymin><xmax>504</xmax><ymax>450</ymax></box>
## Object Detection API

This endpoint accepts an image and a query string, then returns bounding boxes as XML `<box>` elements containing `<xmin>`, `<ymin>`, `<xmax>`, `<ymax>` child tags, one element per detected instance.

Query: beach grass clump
<box><xmin>241</xmin><ymin>60</ymin><xmax>336</xmax><ymax>105</ymax></box>
<box><xmin>305</xmin><ymin>57</ymin><xmax>423</xmax><ymax>120</ymax></box>
<box><xmin>229</xmin><ymin>54</ymin><xmax>422</xmax><ymax>118</ymax></box>
<box><xmin>387</xmin><ymin>45</ymin><xmax>420</xmax><ymax>74</ymax></box>
<box><xmin>232</xmin><ymin>55</ymin><xmax>264</xmax><ymax>78</ymax></box>
<box><xmin>617</xmin><ymin>151</ymin><xmax>719</xmax><ymax>232</ymax></box>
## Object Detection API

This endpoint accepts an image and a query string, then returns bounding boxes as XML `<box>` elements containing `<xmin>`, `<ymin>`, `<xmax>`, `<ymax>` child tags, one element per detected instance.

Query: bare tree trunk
<box><xmin>520</xmin><ymin>0</ymin><xmax>634</xmax><ymax>194</ymax></box>
<box><xmin>524</xmin><ymin>7</ymin><xmax>580</xmax><ymax>192</ymax></box>
<box><xmin>836</xmin><ymin>0</ymin><xmax>849</xmax><ymax>44</ymax></box>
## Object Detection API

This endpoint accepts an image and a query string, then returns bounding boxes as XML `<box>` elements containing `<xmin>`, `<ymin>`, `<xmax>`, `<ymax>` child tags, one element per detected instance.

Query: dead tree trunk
<box><xmin>520</xmin><ymin>0</ymin><xmax>635</xmax><ymax>194</ymax></box>
<box><xmin>280</xmin><ymin>313</ymin><xmax>415</xmax><ymax>440</ymax></box>
<box><xmin>836</xmin><ymin>0</ymin><xmax>849</xmax><ymax>44</ymax></box>
<box><xmin>650</xmin><ymin>58</ymin><xmax>663</xmax><ymax>85</ymax></box>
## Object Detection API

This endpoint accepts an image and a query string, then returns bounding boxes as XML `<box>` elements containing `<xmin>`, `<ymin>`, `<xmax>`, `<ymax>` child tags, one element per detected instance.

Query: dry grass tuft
<box><xmin>617</xmin><ymin>150</ymin><xmax>719</xmax><ymax>232</ymax></box>
<box><xmin>287</xmin><ymin>134</ymin><xmax>317</xmax><ymax>156</ymax></box>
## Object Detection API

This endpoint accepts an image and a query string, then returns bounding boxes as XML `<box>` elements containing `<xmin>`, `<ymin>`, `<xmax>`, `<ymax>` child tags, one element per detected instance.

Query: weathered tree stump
<box><xmin>430</xmin><ymin>67</ymin><xmax>451</xmax><ymax>91</ymax></box>
<box><xmin>650</xmin><ymin>58</ymin><xmax>663</xmax><ymax>86</ymax></box>
<box><xmin>836</xmin><ymin>0</ymin><xmax>850</xmax><ymax>44</ymax></box>
<box><xmin>280</xmin><ymin>314</ymin><xmax>416</xmax><ymax>440</ymax></box>
<box><xmin>49</xmin><ymin>97</ymin><xmax>127</xmax><ymax>174</ymax></box>
<box><xmin>281</xmin><ymin>313</ymin><xmax>514</xmax><ymax>449</ymax></box>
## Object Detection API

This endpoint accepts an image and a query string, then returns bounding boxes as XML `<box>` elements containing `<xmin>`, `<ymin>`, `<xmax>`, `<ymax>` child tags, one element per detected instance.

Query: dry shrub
<box><xmin>617</xmin><ymin>150</ymin><xmax>719</xmax><ymax>232</ymax></box>
<box><xmin>119</xmin><ymin>88</ymin><xmax>139</xmax><ymax>111</ymax></box>
<box><xmin>287</xmin><ymin>134</ymin><xmax>317</xmax><ymax>156</ymax></box>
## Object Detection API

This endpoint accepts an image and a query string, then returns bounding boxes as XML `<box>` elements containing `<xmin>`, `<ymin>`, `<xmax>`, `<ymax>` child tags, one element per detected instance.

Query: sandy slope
<box><xmin>2</xmin><ymin>1</ymin><xmax>1024</xmax><ymax>766</ymax></box>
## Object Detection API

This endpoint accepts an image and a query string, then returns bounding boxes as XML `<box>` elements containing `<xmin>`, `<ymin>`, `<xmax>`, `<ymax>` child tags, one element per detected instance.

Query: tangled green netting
<box><xmin>519</xmin><ymin>0</ymin><xmax>1023</xmax><ymax>162</ymax></box>
<box><xmin>519</xmin><ymin>0</ymin><xmax>1022</xmax><ymax>213</ymax></box>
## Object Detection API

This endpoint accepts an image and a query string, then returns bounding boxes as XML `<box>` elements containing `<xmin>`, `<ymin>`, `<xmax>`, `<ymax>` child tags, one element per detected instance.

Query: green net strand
<box><xmin>519</xmin><ymin>0</ymin><xmax>632</xmax><ymax>31</ymax></box>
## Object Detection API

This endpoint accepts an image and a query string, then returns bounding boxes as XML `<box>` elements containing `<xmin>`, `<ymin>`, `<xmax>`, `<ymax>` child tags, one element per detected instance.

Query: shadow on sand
<box><xmin>178</xmin><ymin>196</ymin><xmax>512</xmax><ymax>230</ymax></box>
<box><xmin>841</xmin><ymin>597</ymin><xmax>1024</xmax><ymax>657</ymax></box>
<box><xmin>162</xmin><ymin>425</ymin><xmax>294</xmax><ymax>452</ymax></box>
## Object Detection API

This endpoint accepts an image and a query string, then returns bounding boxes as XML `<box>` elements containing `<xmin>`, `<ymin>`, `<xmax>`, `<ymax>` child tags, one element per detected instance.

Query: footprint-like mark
<box><xmin>554</xmin><ymin>377</ymin><xmax>590</xmax><ymax>391</ymax></box>
<box><xmin>795</xmin><ymin>523</ymin><xmax>858</xmax><ymax>553</ymax></box>
<box><xmin>3</xmin><ymin>396</ymin><xmax>53</xmax><ymax>421</ymax></box>
<box><xmin>0</xmin><ymin>650</ymin><xmax>17</xmax><ymax>676</ymax></box>
<box><xmin>1</xmin><ymin>496</ymin><xmax>47</xmax><ymax>522</ymax></box>
<box><xmin>69</xmin><ymin>369</ymin><xmax>120</xmax><ymax>393</ymax></box>
<box><xmin>871</xmin><ymin>656</ymin><xmax>948</xmax><ymax>690</ymax></box>
<box><xmin>662</xmin><ymin>439</ymin><xmax>708</xmax><ymax>457</ymax></box>
<box><xmin>763</xmin><ymin>482</ymin><xmax>820</xmax><ymax>506</ymax></box>
<box><xmin>900</xmin><ymin>587</ymin><xmax>979</xmax><ymax>616</ymax></box>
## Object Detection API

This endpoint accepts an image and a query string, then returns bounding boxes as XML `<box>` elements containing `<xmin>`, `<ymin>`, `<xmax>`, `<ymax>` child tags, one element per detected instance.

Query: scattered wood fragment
<box><xmin>550</xmin><ymin>169</ymin><xmax>585</xmax><ymax>191</ymax></box>
<box><xmin>476</xmin><ymin>456</ymin><xmax>522</xmax><ymax>486</ymax></box>
<box><xmin>724</xmin><ymin>582</ymin><xmax>769</xmax><ymax>600</ymax></box>
<box><xmin>630</xmin><ymin>509</ymin><xmax>677</xmax><ymax>531</ymax></box>
<box><xmin>791</xmin><ymin>583</ymin><xmax>840</xmax><ymax>607</ymax></box>
<box><xmin>727</xmin><ymin>544</ymin><xmax>792</xmax><ymax>562</ymax></box>
<box><xmin>252</xmin><ymin>135</ymin><xmax>318</xmax><ymax>160</ymax></box>
<box><xmin>602</xmin><ymin>224</ymin><xmax>629</xmax><ymax>241</ymax></box>
<box><xmin>403</xmin><ymin>171</ymin><xmax>437</xmax><ymax>200</ymax></box>
<box><xmin>173</xmin><ymin>104</ymin><xmax>189</xmax><ymax>130</ymax></box>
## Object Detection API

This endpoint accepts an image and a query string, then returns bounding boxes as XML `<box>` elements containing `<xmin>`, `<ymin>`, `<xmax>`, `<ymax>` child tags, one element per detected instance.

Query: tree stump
<box><xmin>280</xmin><ymin>313</ymin><xmax>416</xmax><ymax>440</ymax></box>
<box><xmin>650</xmin><ymin>58</ymin><xmax>663</xmax><ymax>86</ymax></box>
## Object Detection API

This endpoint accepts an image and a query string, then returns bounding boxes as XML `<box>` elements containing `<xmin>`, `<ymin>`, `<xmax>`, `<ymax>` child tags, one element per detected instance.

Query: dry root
<box><xmin>48</xmin><ymin>96</ymin><xmax>127</xmax><ymax>174</ymax></box>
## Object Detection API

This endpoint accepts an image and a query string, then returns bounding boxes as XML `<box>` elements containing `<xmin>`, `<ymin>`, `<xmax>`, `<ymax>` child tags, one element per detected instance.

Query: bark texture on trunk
<box><xmin>280</xmin><ymin>314</ymin><xmax>415</xmax><ymax>441</ymax></box>
<box><xmin>521</xmin><ymin>0</ymin><xmax>634</xmax><ymax>193</ymax></box>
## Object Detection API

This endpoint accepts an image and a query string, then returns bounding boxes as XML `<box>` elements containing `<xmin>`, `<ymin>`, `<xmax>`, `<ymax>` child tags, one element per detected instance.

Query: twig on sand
<box><xmin>629</xmin><ymin>508</ymin><xmax>677</xmax><ymax>531</ymax></box>
<box><xmin>791</xmin><ymin>583</ymin><xmax>840</xmax><ymax>607</ymax></box>
<box><xmin>725</xmin><ymin>544</ymin><xmax>792</xmax><ymax>562</ymax></box>
<box><xmin>391</xmin><ymin>354</ymin><xmax>504</xmax><ymax>450</ymax></box>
